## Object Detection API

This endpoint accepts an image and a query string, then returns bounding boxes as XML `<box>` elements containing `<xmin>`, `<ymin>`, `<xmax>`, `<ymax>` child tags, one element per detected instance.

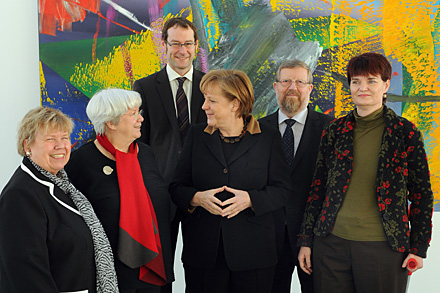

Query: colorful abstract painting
<box><xmin>38</xmin><ymin>0</ymin><xmax>440</xmax><ymax>209</ymax></box>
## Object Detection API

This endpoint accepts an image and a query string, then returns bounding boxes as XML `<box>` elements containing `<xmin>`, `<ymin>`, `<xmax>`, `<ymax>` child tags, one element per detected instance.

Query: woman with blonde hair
<box><xmin>0</xmin><ymin>107</ymin><xmax>118</xmax><ymax>292</ymax></box>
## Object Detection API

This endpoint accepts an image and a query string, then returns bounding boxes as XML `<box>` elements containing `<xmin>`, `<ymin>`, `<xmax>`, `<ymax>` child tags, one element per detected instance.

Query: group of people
<box><xmin>0</xmin><ymin>17</ymin><xmax>433</xmax><ymax>293</ymax></box>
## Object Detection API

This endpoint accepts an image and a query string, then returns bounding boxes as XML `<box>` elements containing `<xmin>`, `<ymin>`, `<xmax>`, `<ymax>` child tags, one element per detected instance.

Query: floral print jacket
<box><xmin>299</xmin><ymin>106</ymin><xmax>433</xmax><ymax>258</ymax></box>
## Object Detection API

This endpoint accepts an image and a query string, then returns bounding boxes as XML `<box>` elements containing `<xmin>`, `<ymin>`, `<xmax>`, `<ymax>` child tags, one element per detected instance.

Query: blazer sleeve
<box><xmin>0</xmin><ymin>185</ymin><xmax>59</xmax><ymax>292</ymax></box>
<box><xmin>406</xmin><ymin>125</ymin><xmax>434</xmax><ymax>257</ymax></box>
<box><xmin>169</xmin><ymin>126</ymin><xmax>199</xmax><ymax>212</ymax></box>
<box><xmin>247</xmin><ymin>130</ymin><xmax>293</xmax><ymax>217</ymax></box>
<box><xmin>298</xmin><ymin>127</ymin><xmax>329</xmax><ymax>247</ymax></box>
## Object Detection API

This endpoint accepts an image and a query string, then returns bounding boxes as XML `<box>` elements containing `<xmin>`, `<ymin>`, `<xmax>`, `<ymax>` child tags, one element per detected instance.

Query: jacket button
<box><xmin>223</xmin><ymin>168</ymin><xmax>228</xmax><ymax>174</ymax></box>
<box><xmin>380</xmin><ymin>189</ymin><xmax>386</xmax><ymax>195</ymax></box>
<box><xmin>383</xmin><ymin>213</ymin><xmax>390</xmax><ymax>221</ymax></box>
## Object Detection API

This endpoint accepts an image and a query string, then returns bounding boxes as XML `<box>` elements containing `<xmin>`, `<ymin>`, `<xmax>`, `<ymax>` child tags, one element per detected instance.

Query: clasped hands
<box><xmin>190</xmin><ymin>186</ymin><xmax>252</xmax><ymax>218</ymax></box>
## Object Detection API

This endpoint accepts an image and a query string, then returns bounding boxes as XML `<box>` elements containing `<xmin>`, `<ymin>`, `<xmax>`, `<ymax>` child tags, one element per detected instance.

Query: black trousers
<box><xmin>272</xmin><ymin>227</ymin><xmax>313</xmax><ymax>293</ymax></box>
<box><xmin>184</xmin><ymin>238</ymin><xmax>275</xmax><ymax>293</ymax></box>
<box><xmin>313</xmin><ymin>234</ymin><xmax>408</xmax><ymax>293</ymax></box>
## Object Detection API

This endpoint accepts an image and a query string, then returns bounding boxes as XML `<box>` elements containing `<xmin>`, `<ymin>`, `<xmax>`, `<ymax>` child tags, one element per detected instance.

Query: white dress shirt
<box><xmin>277</xmin><ymin>107</ymin><xmax>308</xmax><ymax>156</ymax></box>
<box><xmin>166</xmin><ymin>65</ymin><xmax>194</xmax><ymax>122</ymax></box>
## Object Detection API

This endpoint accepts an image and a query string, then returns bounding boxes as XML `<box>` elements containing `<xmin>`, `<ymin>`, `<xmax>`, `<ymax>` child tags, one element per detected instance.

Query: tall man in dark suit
<box><xmin>133</xmin><ymin>17</ymin><xmax>206</xmax><ymax>293</ymax></box>
<box><xmin>259</xmin><ymin>60</ymin><xmax>332</xmax><ymax>293</ymax></box>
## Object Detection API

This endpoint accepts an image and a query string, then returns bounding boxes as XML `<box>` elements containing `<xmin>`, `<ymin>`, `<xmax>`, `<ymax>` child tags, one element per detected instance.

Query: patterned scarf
<box><xmin>96</xmin><ymin>134</ymin><xmax>166</xmax><ymax>286</ymax></box>
<box><xmin>28</xmin><ymin>158</ymin><xmax>119</xmax><ymax>293</ymax></box>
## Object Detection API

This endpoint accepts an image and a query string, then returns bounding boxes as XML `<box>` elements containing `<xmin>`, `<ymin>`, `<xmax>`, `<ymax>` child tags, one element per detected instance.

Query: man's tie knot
<box><xmin>284</xmin><ymin>119</ymin><xmax>296</xmax><ymax>128</ymax></box>
<box><xmin>177</xmin><ymin>77</ymin><xmax>186</xmax><ymax>86</ymax></box>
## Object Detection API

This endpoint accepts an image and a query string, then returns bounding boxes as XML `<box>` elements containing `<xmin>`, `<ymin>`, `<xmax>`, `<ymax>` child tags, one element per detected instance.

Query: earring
<box><xmin>25</xmin><ymin>150</ymin><xmax>31</xmax><ymax>157</ymax></box>
<box><xmin>383</xmin><ymin>93</ymin><xmax>387</xmax><ymax>99</ymax></box>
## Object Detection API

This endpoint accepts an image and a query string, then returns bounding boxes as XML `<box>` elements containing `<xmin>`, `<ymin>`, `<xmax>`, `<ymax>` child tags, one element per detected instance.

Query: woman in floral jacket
<box><xmin>298</xmin><ymin>52</ymin><xmax>434</xmax><ymax>293</ymax></box>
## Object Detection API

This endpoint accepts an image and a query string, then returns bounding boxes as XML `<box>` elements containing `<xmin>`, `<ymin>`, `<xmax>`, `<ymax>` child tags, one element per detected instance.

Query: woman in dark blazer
<box><xmin>0</xmin><ymin>107</ymin><xmax>118</xmax><ymax>292</ymax></box>
<box><xmin>170</xmin><ymin>69</ymin><xmax>293</xmax><ymax>293</ymax></box>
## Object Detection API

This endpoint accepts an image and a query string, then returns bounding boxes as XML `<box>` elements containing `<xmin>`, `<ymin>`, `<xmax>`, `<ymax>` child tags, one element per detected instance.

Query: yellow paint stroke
<box><xmin>198</xmin><ymin>0</ymin><xmax>221</xmax><ymax>50</ymax></box>
<box><xmin>39</xmin><ymin>61</ymin><xmax>52</xmax><ymax>106</ymax></box>
<box><xmin>70</xmin><ymin>10</ymin><xmax>193</xmax><ymax>97</ymax></box>
<box><xmin>70</xmin><ymin>30</ymin><xmax>160</xmax><ymax>97</ymax></box>
<box><xmin>380</xmin><ymin>1</ymin><xmax>440</xmax><ymax>202</ymax></box>
<box><xmin>270</xmin><ymin>0</ymin><xmax>325</xmax><ymax>16</ymax></box>
<box><xmin>382</xmin><ymin>1</ymin><xmax>440</xmax><ymax>96</ymax></box>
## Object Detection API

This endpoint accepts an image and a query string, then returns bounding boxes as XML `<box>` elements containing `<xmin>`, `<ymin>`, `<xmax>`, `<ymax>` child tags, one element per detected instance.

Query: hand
<box><xmin>298</xmin><ymin>246</ymin><xmax>313</xmax><ymax>275</ymax></box>
<box><xmin>221</xmin><ymin>186</ymin><xmax>252</xmax><ymax>219</ymax></box>
<box><xmin>402</xmin><ymin>253</ymin><xmax>423</xmax><ymax>274</ymax></box>
<box><xmin>191</xmin><ymin>186</ymin><xmax>225</xmax><ymax>216</ymax></box>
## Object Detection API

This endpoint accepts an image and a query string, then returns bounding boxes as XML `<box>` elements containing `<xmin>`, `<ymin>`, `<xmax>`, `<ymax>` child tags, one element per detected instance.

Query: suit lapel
<box><xmin>156</xmin><ymin>68</ymin><xmax>181</xmax><ymax>142</ymax></box>
<box><xmin>203</xmin><ymin>131</ymin><xmax>227</xmax><ymax>168</ymax></box>
<box><xmin>264</xmin><ymin>112</ymin><xmax>279</xmax><ymax>130</ymax></box>
<box><xmin>292</xmin><ymin>107</ymin><xmax>316</xmax><ymax>170</ymax></box>
<box><xmin>228</xmin><ymin>132</ymin><xmax>258</xmax><ymax>165</ymax></box>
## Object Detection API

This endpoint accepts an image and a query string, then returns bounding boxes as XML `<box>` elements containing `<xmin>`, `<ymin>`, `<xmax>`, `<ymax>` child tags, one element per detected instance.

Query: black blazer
<box><xmin>169</xmin><ymin>120</ymin><xmax>293</xmax><ymax>271</ymax></box>
<box><xmin>0</xmin><ymin>158</ymin><xmax>96</xmax><ymax>292</ymax></box>
<box><xmin>259</xmin><ymin>107</ymin><xmax>332</xmax><ymax>253</ymax></box>
<box><xmin>133</xmin><ymin>66</ymin><xmax>206</xmax><ymax>184</ymax></box>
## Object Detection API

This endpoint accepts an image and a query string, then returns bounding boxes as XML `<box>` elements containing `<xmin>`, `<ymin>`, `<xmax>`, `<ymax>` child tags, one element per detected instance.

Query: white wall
<box><xmin>1</xmin><ymin>3</ymin><xmax>437</xmax><ymax>292</ymax></box>
<box><xmin>0</xmin><ymin>1</ymin><xmax>40</xmax><ymax>188</ymax></box>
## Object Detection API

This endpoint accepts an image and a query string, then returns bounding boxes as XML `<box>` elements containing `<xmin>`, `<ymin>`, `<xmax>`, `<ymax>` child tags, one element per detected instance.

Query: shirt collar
<box><xmin>166</xmin><ymin>64</ymin><xmax>194</xmax><ymax>82</ymax></box>
<box><xmin>278</xmin><ymin>106</ymin><xmax>308</xmax><ymax>126</ymax></box>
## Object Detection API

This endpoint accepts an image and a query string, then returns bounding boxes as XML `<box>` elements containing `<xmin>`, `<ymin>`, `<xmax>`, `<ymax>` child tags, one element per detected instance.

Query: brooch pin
<box><xmin>103</xmin><ymin>166</ymin><xmax>113</xmax><ymax>175</ymax></box>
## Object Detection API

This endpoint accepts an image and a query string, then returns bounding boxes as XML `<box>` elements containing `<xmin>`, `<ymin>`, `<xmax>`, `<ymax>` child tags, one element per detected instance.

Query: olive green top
<box><xmin>332</xmin><ymin>106</ymin><xmax>387</xmax><ymax>241</ymax></box>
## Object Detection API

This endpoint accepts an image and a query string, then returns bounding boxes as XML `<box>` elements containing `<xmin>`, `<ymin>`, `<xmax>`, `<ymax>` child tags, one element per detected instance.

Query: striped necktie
<box><xmin>176</xmin><ymin>77</ymin><xmax>189</xmax><ymax>142</ymax></box>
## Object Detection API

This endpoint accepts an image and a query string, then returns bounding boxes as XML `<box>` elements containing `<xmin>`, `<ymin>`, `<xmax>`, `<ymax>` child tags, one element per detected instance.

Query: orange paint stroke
<box><xmin>39</xmin><ymin>0</ymin><xmax>141</xmax><ymax>36</ymax></box>
<box><xmin>39</xmin><ymin>0</ymin><xmax>100</xmax><ymax>36</ymax></box>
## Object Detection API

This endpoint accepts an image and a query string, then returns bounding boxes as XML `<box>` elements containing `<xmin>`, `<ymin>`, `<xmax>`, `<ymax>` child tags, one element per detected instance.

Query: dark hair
<box><xmin>200</xmin><ymin>69</ymin><xmax>254</xmax><ymax>117</ymax></box>
<box><xmin>161</xmin><ymin>17</ymin><xmax>198</xmax><ymax>43</ymax></box>
<box><xmin>347</xmin><ymin>52</ymin><xmax>391</xmax><ymax>84</ymax></box>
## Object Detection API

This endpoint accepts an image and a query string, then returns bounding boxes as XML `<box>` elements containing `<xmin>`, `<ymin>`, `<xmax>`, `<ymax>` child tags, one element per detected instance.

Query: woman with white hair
<box><xmin>65</xmin><ymin>88</ymin><xmax>173</xmax><ymax>293</ymax></box>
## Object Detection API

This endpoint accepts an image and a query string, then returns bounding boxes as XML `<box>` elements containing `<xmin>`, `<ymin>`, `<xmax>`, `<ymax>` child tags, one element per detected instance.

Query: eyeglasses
<box><xmin>276</xmin><ymin>79</ymin><xmax>310</xmax><ymax>88</ymax></box>
<box><xmin>165</xmin><ymin>40</ymin><xmax>196</xmax><ymax>49</ymax></box>
<box><xmin>124</xmin><ymin>109</ymin><xmax>144</xmax><ymax>119</ymax></box>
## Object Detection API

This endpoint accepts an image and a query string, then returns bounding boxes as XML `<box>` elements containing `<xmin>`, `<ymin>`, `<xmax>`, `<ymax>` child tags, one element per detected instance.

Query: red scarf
<box><xmin>97</xmin><ymin>134</ymin><xmax>166</xmax><ymax>286</ymax></box>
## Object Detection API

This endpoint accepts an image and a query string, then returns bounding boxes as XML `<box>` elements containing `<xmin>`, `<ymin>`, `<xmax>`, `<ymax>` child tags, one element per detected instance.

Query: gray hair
<box><xmin>275</xmin><ymin>60</ymin><xmax>313</xmax><ymax>83</ymax></box>
<box><xmin>86</xmin><ymin>88</ymin><xmax>142</xmax><ymax>135</ymax></box>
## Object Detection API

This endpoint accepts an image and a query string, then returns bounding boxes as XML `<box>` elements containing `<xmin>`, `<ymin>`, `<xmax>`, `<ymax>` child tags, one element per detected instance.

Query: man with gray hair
<box><xmin>259</xmin><ymin>60</ymin><xmax>332</xmax><ymax>292</ymax></box>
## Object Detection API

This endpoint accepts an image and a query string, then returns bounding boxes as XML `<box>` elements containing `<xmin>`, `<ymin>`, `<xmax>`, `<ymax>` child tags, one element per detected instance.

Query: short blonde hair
<box><xmin>200</xmin><ymin>69</ymin><xmax>254</xmax><ymax>117</ymax></box>
<box><xmin>87</xmin><ymin>88</ymin><xmax>142</xmax><ymax>135</ymax></box>
<box><xmin>17</xmin><ymin>107</ymin><xmax>74</xmax><ymax>156</ymax></box>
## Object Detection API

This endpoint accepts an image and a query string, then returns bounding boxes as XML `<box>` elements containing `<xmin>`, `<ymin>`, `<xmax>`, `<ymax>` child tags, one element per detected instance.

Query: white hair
<box><xmin>86</xmin><ymin>88</ymin><xmax>142</xmax><ymax>135</ymax></box>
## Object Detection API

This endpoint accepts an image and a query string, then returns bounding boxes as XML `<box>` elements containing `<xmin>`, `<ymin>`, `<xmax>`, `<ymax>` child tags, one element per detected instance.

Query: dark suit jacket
<box><xmin>259</xmin><ymin>107</ymin><xmax>332</xmax><ymax>255</ymax></box>
<box><xmin>133</xmin><ymin>66</ymin><xmax>206</xmax><ymax>185</ymax></box>
<box><xmin>169</xmin><ymin>118</ymin><xmax>293</xmax><ymax>271</ymax></box>
<box><xmin>0</xmin><ymin>158</ymin><xmax>96</xmax><ymax>292</ymax></box>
